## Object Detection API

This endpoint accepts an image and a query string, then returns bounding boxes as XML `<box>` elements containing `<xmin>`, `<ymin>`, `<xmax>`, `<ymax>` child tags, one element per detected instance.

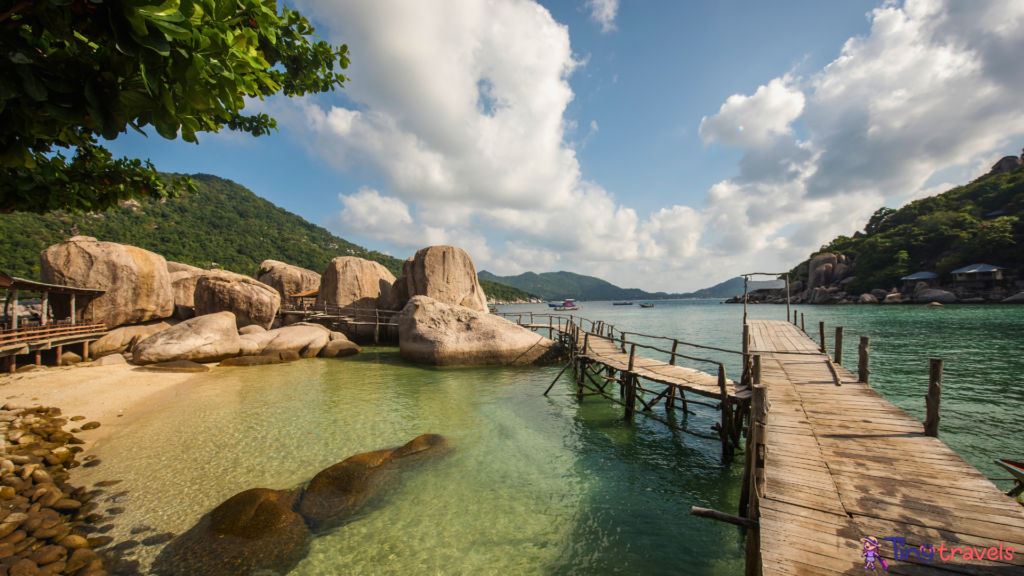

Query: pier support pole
<box><xmin>744</xmin><ymin>385</ymin><xmax>768</xmax><ymax>576</ymax></box>
<box><xmin>718</xmin><ymin>365</ymin><xmax>733</xmax><ymax>458</ymax></box>
<box><xmin>924</xmin><ymin>359</ymin><xmax>943</xmax><ymax>438</ymax></box>
<box><xmin>785</xmin><ymin>274</ymin><xmax>791</xmax><ymax>323</ymax></box>
<box><xmin>41</xmin><ymin>291</ymin><xmax>48</xmax><ymax>326</ymax></box>
<box><xmin>818</xmin><ymin>321</ymin><xmax>826</xmax><ymax>353</ymax></box>
<box><xmin>742</xmin><ymin>277</ymin><xmax>749</xmax><ymax>326</ymax></box>
<box><xmin>34</xmin><ymin>351</ymin><xmax>40</xmax><ymax>367</ymax></box>
<box><xmin>624</xmin><ymin>345</ymin><xmax>637</xmax><ymax>422</ymax></box>
<box><xmin>800</xmin><ymin>313</ymin><xmax>805</xmax><ymax>332</ymax></box>
<box><xmin>792</xmin><ymin>308</ymin><xmax>797</xmax><ymax>327</ymax></box>
<box><xmin>858</xmin><ymin>337</ymin><xmax>871</xmax><ymax>385</ymax></box>
<box><xmin>11</xmin><ymin>289</ymin><xmax>18</xmax><ymax>331</ymax></box>
<box><xmin>56</xmin><ymin>346</ymin><xmax>62</xmax><ymax>366</ymax></box>
<box><xmin>82</xmin><ymin>341</ymin><xmax>89</xmax><ymax>361</ymax></box>
<box><xmin>70</xmin><ymin>294</ymin><xmax>76</xmax><ymax>325</ymax></box>
<box><xmin>670</xmin><ymin>340</ymin><xmax>678</xmax><ymax>366</ymax></box>
<box><xmin>834</xmin><ymin>327</ymin><xmax>844</xmax><ymax>365</ymax></box>
<box><xmin>753</xmin><ymin>355</ymin><xmax>762</xmax><ymax>385</ymax></box>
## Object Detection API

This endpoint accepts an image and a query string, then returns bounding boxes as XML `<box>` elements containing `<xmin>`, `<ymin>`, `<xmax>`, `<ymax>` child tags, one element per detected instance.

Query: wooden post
<box><xmin>785</xmin><ymin>274</ymin><xmax>791</xmax><ymax>323</ymax></box>
<box><xmin>582</xmin><ymin>333</ymin><xmax>589</xmax><ymax>356</ymax></box>
<box><xmin>666</xmin><ymin>386</ymin><xmax>675</xmax><ymax>411</ymax></box>
<box><xmin>834</xmin><ymin>327</ymin><xmax>844</xmax><ymax>365</ymax></box>
<box><xmin>792</xmin><ymin>308</ymin><xmax>797</xmax><ymax>326</ymax></box>
<box><xmin>858</xmin><ymin>337</ymin><xmax>871</xmax><ymax>385</ymax></box>
<box><xmin>549</xmin><ymin>316</ymin><xmax>553</xmax><ymax>339</ymax></box>
<box><xmin>744</xmin><ymin>384</ymin><xmax>768</xmax><ymax>576</ymax></box>
<box><xmin>6</xmin><ymin>355</ymin><xmax>14</xmax><ymax>374</ymax></box>
<box><xmin>624</xmin><ymin>373</ymin><xmax>637</xmax><ymax>422</ymax></box>
<box><xmin>374</xmin><ymin>310</ymin><xmax>379</xmax><ymax>346</ymax></box>
<box><xmin>34</xmin><ymin>351</ymin><xmax>40</xmax><ymax>367</ymax></box>
<box><xmin>530</xmin><ymin>312</ymin><xmax>534</xmax><ymax>325</ymax></box>
<box><xmin>924</xmin><ymin>359</ymin><xmax>943</xmax><ymax>438</ymax></box>
<box><xmin>818</xmin><ymin>321</ymin><xmax>826</xmax><ymax>353</ymax></box>
<box><xmin>627</xmin><ymin>343</ymin><xmax>636</xmax><ymax>372</ymax></box>
<box><xmin>742</xmin><ymin>323</ymin><xmax>750</xmax><ymax>355</ymax></box>
<box><xmin>753</xmin><ymin>354</ymin><xmax>762</xmax><ymax>385</ymax></box>
<box><xmin>718</xmin><ymin>364</ymin><xmax>732</xmax><ymax>457</ymax></box>
<box><xmin>11</xmin><ymin>289</ymin><xmax>18</xmax><ymax>331</ymax></box>
<box><xmin>41</xmin><ymin>291</ymin><xmax>48</xmax><ymax>326</ymax></box>
<box><xmin>620</xmin><ymin>332</ymin><xmax>627</xmax><ymax>354</ymax></box>
<box><xmin>742</xmin><ymin>276</ymin><xmax>748</xmax><ymax>326</ymax></box>
<box><xmin>82</xmin><ymin>340</ymin><xmax>89</xmax><ymax>361</ymax></box>
<box><xmin>56</xmin><ymin>345</ymin><xmax>62</xmax><ymax>366</ymax></box>
<box><xmin>670</xmin><ymin>340</ymin><xmax>678</xmax><ymax>366</ymax></box>
<box><xmin>70</xmin><ymin>294</ymin><xmax>76</xmax><ymax>325</ymax></box>
<box><xmin>800</xmin><ymin>312</ymin><xmax>804</xmax><ymax>332</ymax></box>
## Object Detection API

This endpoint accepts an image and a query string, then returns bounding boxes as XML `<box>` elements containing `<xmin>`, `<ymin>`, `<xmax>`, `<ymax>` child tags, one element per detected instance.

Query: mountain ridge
<box><xmin>477</xmin><ymin>270</ymin><xmax>743</xmax><ymax>301</ymax></box>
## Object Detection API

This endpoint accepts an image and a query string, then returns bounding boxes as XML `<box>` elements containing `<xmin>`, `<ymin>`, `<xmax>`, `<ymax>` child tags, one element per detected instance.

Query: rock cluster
<box><xmin>151</xmin><ymin>434</ymin><xmax>448</xmax><ymax>576</ymax></box>
<box><xmin>315</xmin><ymin>257</ymin><xmax>394</xmax><ymax>311</ymax></box>
<box><xmin>0</xmin><ymin>404</ymin><xmax>119</xmax><ymax>576</ymax></box>
<box><xmin>399</xmin><ymin>296</ymin><xmax>562</xmax><ymax>366</ymax></box>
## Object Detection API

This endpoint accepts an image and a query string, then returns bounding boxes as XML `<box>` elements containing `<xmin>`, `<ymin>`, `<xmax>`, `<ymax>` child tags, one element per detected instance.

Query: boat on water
<box><xmin>613</xmin><ymin>302</ymin><xmax>633</xmax><ymax>306</ymax></box>
<box><xmin>548</xmin><ymin>300</ymin><xmax>576</xmax><ymax>308</ymax></box>
<box><xmin>995</xmin><ymin>459</ymin><xmax>1024</xmax><ymax>503</ymax></box>
<box><xmin>640</xmin><ymin>302</ymin><xmax>655</xmax><ymax>308</ymax></box>
<box><xmin>555</xmin><ymin>306</ymin><xmax>580</xmax><ymax>311</ymax></box>
<box><xmin>489</xmin><ymin>308</ymin><xmax>499</xmax><ymax>313</ymax></box>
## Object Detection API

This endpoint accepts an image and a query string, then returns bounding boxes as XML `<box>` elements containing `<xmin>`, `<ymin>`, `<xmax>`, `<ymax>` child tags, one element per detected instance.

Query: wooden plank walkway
<box><xmin>521</xmin><ymin>322</ymin><xmax>750</xmax><ymax>401</ymax></box>
<box><xmin>750</xmin><ymin>320</ymin><xmax>1024</xmax><ymax>575</ymax></box>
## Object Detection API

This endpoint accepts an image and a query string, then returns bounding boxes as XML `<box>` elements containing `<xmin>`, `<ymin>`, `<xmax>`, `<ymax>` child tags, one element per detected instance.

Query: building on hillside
<box><xmin>951</xmin><ymin>264</ymin><xmax>1004</xmax><ymax>290</ymax></box>
<box><xmin>900</xmin><ymin>271</ymin><xmax>939</xmax><ymax>290</ymax></box>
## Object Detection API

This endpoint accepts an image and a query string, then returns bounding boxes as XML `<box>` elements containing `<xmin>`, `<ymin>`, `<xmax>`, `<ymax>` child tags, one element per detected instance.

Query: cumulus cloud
<box><xmin>585</xmin><ymin>0</ymin><xmax>619</xmax><ymax>33</ymax></box>
<box><xmin>278</xmin><ymin>0</ymin><xmax>1024</xmax><ymax>292</ymax></box>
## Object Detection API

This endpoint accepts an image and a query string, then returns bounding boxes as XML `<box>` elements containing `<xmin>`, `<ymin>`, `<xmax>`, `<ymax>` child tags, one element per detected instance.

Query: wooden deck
<box><xmin>750</xmin><ymin>320</ymin><xmax>1024</xmax><ymax>575</ymax></box>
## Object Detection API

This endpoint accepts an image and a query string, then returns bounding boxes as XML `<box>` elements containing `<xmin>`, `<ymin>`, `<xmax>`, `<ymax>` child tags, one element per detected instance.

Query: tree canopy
<box><xmin>0</xmin><ymin>0</ymin><xmax>348</xmax><ymax>213</ymax></box>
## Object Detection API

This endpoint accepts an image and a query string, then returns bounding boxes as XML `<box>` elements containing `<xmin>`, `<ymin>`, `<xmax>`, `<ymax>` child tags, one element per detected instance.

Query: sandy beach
<box><xmin>0</xmin><ymin>364</ymin><xmax>211</xmax><ymax>449</ymax></box>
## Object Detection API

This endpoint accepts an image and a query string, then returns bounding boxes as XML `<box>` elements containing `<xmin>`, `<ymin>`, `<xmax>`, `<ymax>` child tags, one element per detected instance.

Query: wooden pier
<box><xmin>745</xmin><ymin>320</ymin><xmax>1024</xmax><ymax>575</ymax></box>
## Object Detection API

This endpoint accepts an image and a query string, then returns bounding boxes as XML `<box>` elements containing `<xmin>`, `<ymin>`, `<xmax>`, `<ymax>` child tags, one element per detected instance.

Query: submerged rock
<box><xmin>151</xmin><ymin>488</ymin><xmax>310</xmax><ymax>576</ymax></box>
<box><xmin>297</xmin><ymin>434</ymin><xmax>448</xmax><ymax>529</ymax></box>
<box><xmin>399</xmin><ymin>296</ymin><xmax>562</xmax><ymax>366</ymax></box>
<box><xmin>219</xmin><ymin>356</ymin><xmax>283</xmax><ymax>367</ymax></box>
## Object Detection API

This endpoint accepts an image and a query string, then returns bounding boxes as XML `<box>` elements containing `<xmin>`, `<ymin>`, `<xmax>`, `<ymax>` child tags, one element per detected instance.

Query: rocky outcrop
<box><xmin>915</xmin><ymin>289</ymin><xmax>957</xmax><ymax>304</ymax></box>
<box><xmin>883</xmin><ymin>293</ymin><xmax>903</xmax><ymax>305</ymax></box>
<box><xmin>151</xmin><ymin>488</ymin><xmax>310</xmax><ymax>576</ymax></box>
<box><xmin>133</xmin><ymin>312</ymin><xmax>242</xmax><ymax>365</ymax></box>
<box><xmin>194</xmin><ymin>270</ymin><xmax>281</xmax><ymax>330</ymax></box>
<box><xmin>316</xmin><ymin>257</ymin><xmax>395</xmax><ymax>310</ymax></box>
<box><xmin>40</xmin><ymin>236</ymin><xmax>174</xmax><ymax>327</ymax></box>
<box><xmin>256</xmin><ymin>260</ymin><xmax>321</xmax><ymax>299</ymax></box>
<box><xmin>320</xmin><ymin>339</ymin><xmax>361</xmax><ymax>358</ymax></box>
<box><xmin>390</xmin><ymin>246</ymin><xmax>488</xmax><ymax>312</ymax></box>
<box><xmin>807</xmin><ymin>254</ymin><xmax>837</xmax><ymax>290</ymax></box>
<box><xmin>811</xmin><ymin>287</ymin><xmax>832</xmax><ymax>304</ymax></box>
<box><xmin>167</xmin><ymin>261</ymin><xmax>201</xmax><ymax>274</ymax></box>
<box><xmin>89</xmin><ymin>318</ymin><xmax>179</xmax><ymax>358</ymax></box>
<box><xmin>990</xmin><ymin>155</ymin><xmax>1022</xmax><ymax>175</ymax></box>
<box><xmin>858</xmin><ymin>293</ymin><xmax>878</xmax><ymax>304</ymax></box>
<box><xmin>239</xmin><ymin>323</ymin><xmax>331</xmax><ymax>358</ymax></box>
<box><xmin>399</xmin><ymin>296</ymin><xmax>561</xmax><ymax>366</ymax></box>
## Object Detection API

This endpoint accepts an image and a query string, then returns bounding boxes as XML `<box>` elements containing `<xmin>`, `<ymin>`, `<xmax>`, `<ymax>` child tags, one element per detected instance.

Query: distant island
<box><xmin>477</xmin><ymin>270</ymin><xmax>743</xmax><ymax>302</ymax></box>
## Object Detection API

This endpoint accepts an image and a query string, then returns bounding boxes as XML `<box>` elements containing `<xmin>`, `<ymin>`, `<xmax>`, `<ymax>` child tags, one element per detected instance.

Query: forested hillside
<box><xmin>478</xmin><ymin>280</ymin><xmax>538</xmax><ymax>302</ymax></box>
<box><xmin>0</xmin><ymin>174</ymin><xmax>406</xmax><ymax>280</ymax></box>
<box><xmin>788</xmin><ymin>163</ymin><xmax>1024</xmax><ymax>293</ymax></box>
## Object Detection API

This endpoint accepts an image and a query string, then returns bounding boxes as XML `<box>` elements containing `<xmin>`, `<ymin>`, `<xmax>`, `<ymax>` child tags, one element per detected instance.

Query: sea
<box><xmin>72</xmin><ymin>300</ymin><xmax>1024</xmax><ymax>575</ymax></box>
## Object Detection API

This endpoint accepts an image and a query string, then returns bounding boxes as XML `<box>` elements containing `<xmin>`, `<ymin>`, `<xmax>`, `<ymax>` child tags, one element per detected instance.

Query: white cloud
<box><xmin>273</xmin><ymin>0</ymin><xmax>1024</xmax><ymax>293</ymax></box>
<box><xmin>585</xmin><ymin>0</ymin><xmax>619</xmax><ymax>33</ymax></box>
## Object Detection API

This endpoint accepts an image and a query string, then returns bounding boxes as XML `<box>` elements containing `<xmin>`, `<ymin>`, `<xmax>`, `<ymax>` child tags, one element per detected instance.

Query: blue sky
<box><xmin>105</xmin><ymin>0</ymin><xmax>1024</xmax><ymax>291</ymax></box>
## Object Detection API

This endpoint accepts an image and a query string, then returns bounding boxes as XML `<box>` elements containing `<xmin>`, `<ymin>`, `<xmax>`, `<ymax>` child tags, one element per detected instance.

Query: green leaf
<box><xmin>44</xmin><ymin>102</ymin><xmax>86</xmax><ymax>123</ymax></box>
<box><xmin>213</xmin><ymin>0</ymin><xmax>235</xmax><ymax>21</ymax></box>
<box><xmin>21</xmin><ymin>72</ymin><xmax>48</xmax><ymax>101</ymax></box>
<box><xmin>149</xmin><ymin>18</ymin><xmax>192</xmax><ymax>40</ymax></box>
<box><xmin>130</xmin><ymin>0</ymin><xmax>180</xmax><ymax>16</ymax></box>
<box><xmin>131</xmin><ymin>29</ymin><xmax>171</xmax><ymax>56</ymax></box>
<box><xmin>123</xmin><ymin>6</ymin><xmax>149</xmax><ymax>36</ymax></box>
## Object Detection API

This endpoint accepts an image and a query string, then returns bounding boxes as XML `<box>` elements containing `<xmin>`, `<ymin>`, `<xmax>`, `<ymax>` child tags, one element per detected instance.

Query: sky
<box><xmin>104</xmin><ymin>0</ymin><xmax>1024</xmax><ymax>292</ymax></box>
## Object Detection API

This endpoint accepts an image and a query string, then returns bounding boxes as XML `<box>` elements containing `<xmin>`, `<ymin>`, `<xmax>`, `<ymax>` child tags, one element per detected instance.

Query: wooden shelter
<box><xmin>1</xmin><ymin>271</ymin><xmax>108</xmax><ymax>372</ymax></box>
<box><xmin>900</xmin><ymin>270</ymin><xmax>939</xmax><ymax>290</ymax></box>
<box><xmin>951</xmin><ymin>263</ymin><xmax>1004</xmax><ymax>290</ymax></box>
<box><xmin>284</xmin><ymin>288</ymin><xmax>319</xmax><ymax>310</ymax></box>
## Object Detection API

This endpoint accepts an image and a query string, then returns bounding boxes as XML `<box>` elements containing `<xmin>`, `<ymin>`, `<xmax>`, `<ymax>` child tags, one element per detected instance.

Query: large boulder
<box><xmin>788</xmin><ymin>280</ymin><xmax>803</xmax><ymax>294</ymax></box>
<box><xmin>133</xmin><ymin>312</ymin><xmax>242</xmax><ymax>365</ymax></box>
<box><xmin>150</xmin><ymin>488</ymin><xmax>310</xmax><ymax>576</ymax></box>
<box><xmin>883</xmin><ymin>293</ymin><xmax>903</xmax><ymax>305</ymax></box>
<box><xmin>168</xmin><ymin>262</ymin><xmax>206</xmax><ymax>308</ymax></box>
<box><xmin>858</xmin><ymin>293</ymin><xmax>878</xmax><ymax>304</ymax></box>
<box><xmin>194</xmin><ymin>270</ymin><xmax>281</xmax><ymax>330</ymax></box>
<box><xmin>811</xmin><ymin>287</ymin><xmax>832</xmax><ymax>304</ymax></box>
<box><xmin>256</xmin><ymin>260</ymin><xmax>321</xmax><ymax>299</ymax></box>
<box><xmin>990</xmin><ymin>155</ymin><xmax>1022</xmax><ymax>175</ymax></box>
<box><xmin>870</xmin><ymin>289</ymin><xmax>889</xmax><ymax>300</ymax></box>
<box><xmin>316</xmin><ymin>257</ymin><xmax>395</xmax><ymax>311</ymax></box>
<box><xmin>399</xmin><ymin>296</ymin><xmax>561</xmax><ymax>366</ymax></box>
<box><xmin>916</xmin><ymin>289</ymin><xmax>957</xmax><ymax>304</ymax></box>
<box><xmin>239</xmin><ymin>323</ymin><xmax>330</xmax><ymax>358</ymax></box>
<box><xmin>297</xmin><ymin>434</ymin><xmax>448</xmax><ymax>529</ymax></box>
<box><xmin>390</xmin><ymin>246</ymin><xmax>488</xmax><ymax>312</ymax></box>
<box><xmin>320</xmin><ymin>339</ymin><xmax>361</xmax><ymax>358</ymax></box>
<box><xmin>89</xmin><ymin>318</ymin><xmax>179</xmax><ymax>358</ymax></box>
<box><xmin>807</xmin><ymin>253</ymin><xmax>838</xmax><ymax>290</ymax></box>
<box><xmin>40</xmin><ymin>236</ymin><xmax>174</xmax><ymax>327</ymax></box>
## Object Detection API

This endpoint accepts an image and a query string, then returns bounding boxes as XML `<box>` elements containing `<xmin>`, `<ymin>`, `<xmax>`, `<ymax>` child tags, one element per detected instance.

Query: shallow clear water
<box><xmin>72</xmin><ymin>300</ymin><xmax>1024</xmax><ymax>575</ymax></box>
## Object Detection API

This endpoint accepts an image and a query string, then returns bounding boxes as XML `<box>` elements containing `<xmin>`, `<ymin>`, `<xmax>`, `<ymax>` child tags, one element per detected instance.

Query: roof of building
<box><xmin>986</xmin><ymin>209</ymin><xmax>1006</xmax><ymax>218</ymax></box>
<box><xmin>290</xmin><ymin>288</ymin><xmax>319</xmax><ymax>298</ymax></box>
<box><xmin>0</xmin><ymin>271</ymin><xmax>107</xmax><ymax>295</ymax></box>
<box><xmin>900</xmin><ymin>271</ymin><xmax>939</xmax><ymax>280</ymax></box>
<box><xmin>951</xmin><ymin>264</ymin><xmax>1004</xmax><ymax>274</ymax></box>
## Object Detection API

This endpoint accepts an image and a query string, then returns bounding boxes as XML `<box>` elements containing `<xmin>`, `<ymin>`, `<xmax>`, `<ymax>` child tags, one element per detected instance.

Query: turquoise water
<box><xmin>72</xmin><ymin>300</ymin><xmax>1023</xmax><ymax>575</ymax></box>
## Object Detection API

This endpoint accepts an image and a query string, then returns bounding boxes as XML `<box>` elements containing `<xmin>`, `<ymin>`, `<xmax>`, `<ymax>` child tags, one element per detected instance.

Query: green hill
<box><xmin>478</xmin><ymin>280</ymin><xmax>538</xmax><ymax>302</ymax></box>
<box><xmin>477</xmin><ymin>270</ymin><xmax>740</xmax><ymax>301</ymax></box>
<box><xmin>787</xmin><ymin>163</ymin><xmax>1024</xmax><ymax>292</ymax></box>
<box><xmin>0</xmin><ymin>173</ymin><xmax>406</xmax><ymax>281</ymax></box>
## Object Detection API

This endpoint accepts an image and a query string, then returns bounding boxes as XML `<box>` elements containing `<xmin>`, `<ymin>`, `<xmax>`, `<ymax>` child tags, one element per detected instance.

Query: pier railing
<box><xmin>0</xmin><ymin>320</ymin><xmax>106</xmax><ymax>347</ymax></box>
